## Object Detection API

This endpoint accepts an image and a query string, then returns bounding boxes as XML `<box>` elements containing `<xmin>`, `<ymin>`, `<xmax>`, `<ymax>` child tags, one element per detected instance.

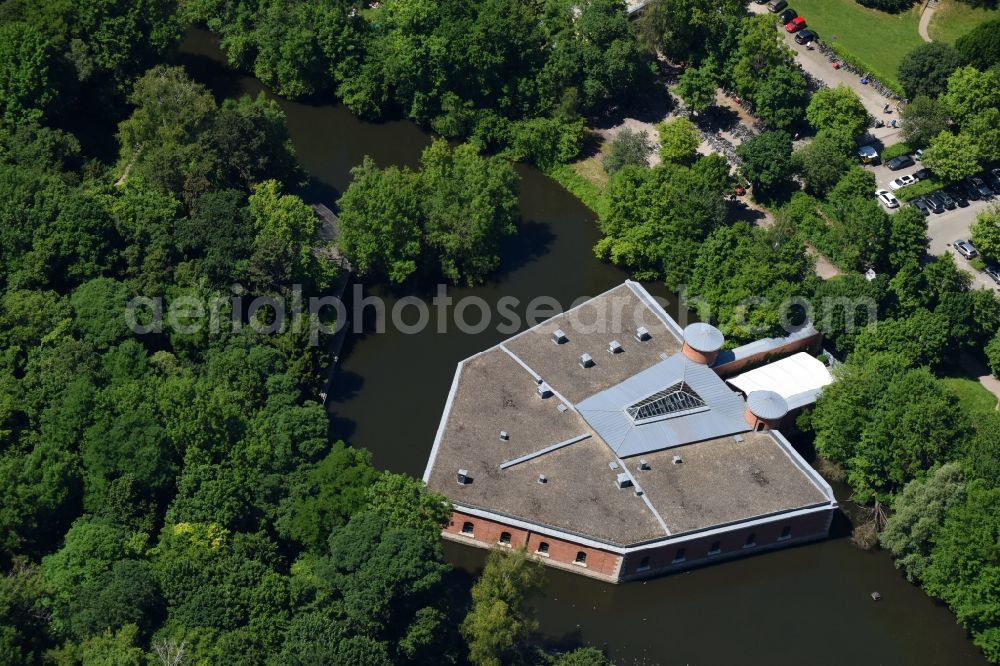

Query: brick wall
<box><xmin>444</xmin><ymin>510</ymin><xmax>622</xmax><ymax>580</ymax></box>
<box><xmin>713</xmin><ymin>332</ymin><xmax>823</xmax><ymax>378</ymax></box>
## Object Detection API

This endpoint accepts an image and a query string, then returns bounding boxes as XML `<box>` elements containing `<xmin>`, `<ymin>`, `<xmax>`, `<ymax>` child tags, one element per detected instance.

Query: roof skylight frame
<box><xmin>624</xmin><ymin>381</ymin><xmax>709</xmax><ymax>424</ymax></box>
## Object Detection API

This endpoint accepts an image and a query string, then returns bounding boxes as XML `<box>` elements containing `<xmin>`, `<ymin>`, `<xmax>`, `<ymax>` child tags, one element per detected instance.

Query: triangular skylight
<box><xmin>625</xmin><ymin>382</ymin><xmax>707</xmax><ymax>423</ymax></box>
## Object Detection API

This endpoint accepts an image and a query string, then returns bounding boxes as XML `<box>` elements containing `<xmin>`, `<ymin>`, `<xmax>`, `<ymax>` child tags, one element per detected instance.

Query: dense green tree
<box><xmin>811</xmin><ymin>272</ymin><xmax>887</xmax><ymax>356</ymax></box>
<box><xmin>750</xmin><ymin>65</ymin><xmax>808</xmax><ymax>131</ymax></box>
<box><xmin>70</xmin><ymin>278</ymin><xmax>130</xmax><ymax>350</ymax></box>
<box><xmin>941</xmin><ymin>66</ymin><xmax>1000</xmax><ymax>126</ymax></box>
<box><xmin>637</xmin><ymin>0</ymin><xmax>745</xmax><ymax>63</ymax></box>
<box><xmin>687</xmin><ymin>222</ymin><xmax>816</xmax><ymax>343</ymax></box>
<box><xmin>675</xmin><ymin>64</ymin><xmax>718</xmax><ymax>114</ymax></box>
<box><xmin>792</xmin><ymin>131</ymin><xmax>854</xmax><ymax>197</ymax></box>
<box><xmin>363</xmin><ymin>473</ymin><xmax>451</xmax><ymax>546</ymax></box>
<box><xmin>461</xmin><ymin>548</ymin><xmax>545</xmax><ymax>666</ymax></box>
<box><xmin>338</xmin><ymin>158</ymin><xmax>423</xmax><ymax>284</ymax></box>
<box><xmin>806</xmin><ymin>86</ymin><xmax>869</xmax><ymax>139</ymax></box>
<box><xmin>603</xmin><ymin>128</ymin><xmax>652</xmax><ymax>174</ymax></box>
<box><xmin>966</xmin><ymin>411</ymin><xmax>1000</xmax><ymax>484</ymax></box>
<box><xmin>964</xmin><ymin>107</ymin><xmax>1000</xmax><ymax>164</ymax></box>
<box><xmin>0</xmin><ymin>21</ymin><xmax>57</xmax><ymax>125</ymax></box>
<box><xmin>828</xmin><ymin>166</ymin><xmax>877</xmax><ymax>202</ymax></box>
<box><xmin>851</xmin><ymin>308</ymin><xmax>950</xmax><ymax>369</ymax></box>
<box><xmin>922</xmin><ymin>130</ymin><xmax>980</xmax><ymax>183</ymax></box>
<box><xmin>923</xmin><ymin>482</ymin><xmax>1000</xmax><ymax>661</ymax></box>
<box><xmin>553</xmin><ymin>648</ymin><xmax>614</xmax><ymax>666</ymax></box>
<box><xmin>595</xmin><ymin>160</ymin><xmax>727</xmax><ymax>286</ymax></box>
<box><xmin>736</xmin><ymin>131</ymin><xmax>793</xmax><ymax>200</ymax></box>
<box><xmin>971</xmin><ymin>206</ymin><xmax>1000</xmax><ymax>262</ymax></box>
<box><xmin>656</xmin><ymin>117</ymin><xmax>701</xmax><ymax>165</ymax></box>
<box><xmin>897</xmin><ymin>42</ymin><xmax>964</xmax><ymax>100</ymax></box>
<box><xmin>880</xmin><ymin>463</ymin><xmax>966</xmax><ymax>582</ymax></box>
<box><xmin>955</xmin><ymin>18</ymin><xmax>1000</xmax><ymax>71</ymax></box>
<box><xmin>901</xmin><ymin>95</ymin><xmax>951</xmax><ymax>148</ymax></box>
<box><xmin>825</xmin><ymin>196</ymin><xmax>892</xmax><ymax>272</ymax></box>
<box><xmin>888</xmin><ymin>205</ymin><xmax>929</xmax><ymax>271</ymax></box>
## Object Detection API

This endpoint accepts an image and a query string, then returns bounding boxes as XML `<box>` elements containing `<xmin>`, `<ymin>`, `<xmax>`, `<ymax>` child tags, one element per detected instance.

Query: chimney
<box><xmin>744</xmin><ymin>390</ymin><xmax>789</xmax><ymax>432</ymax></box>
<box><xmin>681</xmin><ymin>323</ymin><xmax>724</xmax><ymax>365</ymax></box>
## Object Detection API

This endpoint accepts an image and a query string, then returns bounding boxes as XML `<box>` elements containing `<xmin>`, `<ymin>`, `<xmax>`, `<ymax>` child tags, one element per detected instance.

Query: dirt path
<box><xmin>918</xmin><ymin>1</ymin><xmax>936</xmax><ymax>43</ymax></box>
<box><xmin>959</xmin><ymin>353</ymin><xmax>1000</xmax><ymax>409</ymax></box>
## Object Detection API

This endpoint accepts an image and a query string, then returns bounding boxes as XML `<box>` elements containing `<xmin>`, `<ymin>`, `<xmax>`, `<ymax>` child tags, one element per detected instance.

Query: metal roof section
<box><xmin>727</xmin><ymin>352</ymin><xmax>833</xmax><ymax>402</ymax></box>
<box><xmin>683</xmin><ymin>322</ymin><xmax>725</xmax><ymax>352</ymax></box>
<box><xmin>575</xmin><ymin>354</ymin><xmax>749</xmax><ymax>458</ymax></box>
<box><xmin>499</xmin><ymin>433</ymin><xmax>591</xmax><ymax>470</ymax></box>
<box><xmin>746</xmin><ymin>390</ymin><xmax>790</xmax><ymax>421</ymax></box>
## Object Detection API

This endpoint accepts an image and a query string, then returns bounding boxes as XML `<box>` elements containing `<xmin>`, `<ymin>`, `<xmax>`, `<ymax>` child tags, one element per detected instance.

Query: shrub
<box><xmin>603</xmin><ymin>128</ymin><xmax>652</xmax><ymax>174</ymax></box>
<box><xmin>880</xmin><ymin>142</ymin><xmax>914</xmax><ymax>162</ymax></box>
<box><xmin>894</xmin><ymin>179</ymin><xmax>943</xmax><ymax>201</ymax></box>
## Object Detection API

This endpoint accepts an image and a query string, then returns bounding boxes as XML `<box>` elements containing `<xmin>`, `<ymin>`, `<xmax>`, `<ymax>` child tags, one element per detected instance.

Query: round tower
<box><xmin>681</xmin><ymin>322</ymin><xmax>725</xmax><ymax>365</ymax></box>
<box><xmin>744</xmin><ymin>390</ymin><xmax>789</xmax><ymax>432</ymax></box>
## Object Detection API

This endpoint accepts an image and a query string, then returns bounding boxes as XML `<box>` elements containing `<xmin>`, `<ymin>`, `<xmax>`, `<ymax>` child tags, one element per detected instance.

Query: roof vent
<box><xmin>635</xmin><ymin>326</ymin><xmax>651</xmax><ymax>341</ymax></box>
<box><xmin>638</xmin><ymin>459</ymin><xmax>651</xmax><ymax>471</ymax></box>
<box><xmin>499</xmin><ymin>431</ymin><xmax>509</xmax><ymax>441</ymax></box>
<box><xmin>616</xmin><ymin>472</ymin><xmax>633</xmax><ymax>489</ymax></box>
<box><xmin>552</xmin><ymin>329</ymin><xmax>567</xmax><ymax>344</ymax></box>
<box><xmin>672</xmin><ymin>455</ymin><xmax>683</xmax><ymax>465</ymax></box>
<box><xmin>557</xmin><ymin>403</ymin><xmax>568</xmax><ymax>413</ymax></box>
<box><xmin>538</xmin><ymin>474</ymin><xmax>547</xmax><ymax>484</ymax></box>
<box><xmin>734</xmin><ymin>434</ymin><xmax>744</xmax><ymax>443</ymax></box>
<box><xmin>634</xmin><ymin>485</ymin><xmax>644</xmax><ymax>497</ymax></box>
<box><xmin>608</xmin><ymin>340</ymin><xmax>623</xmax><ymax>354</ymax></box>
<box><xmin>659</xmin><ymin>352</ymin><xmax>670</xmax><ymax>360</ymax></box>
<box><xmin>579</xmin><ymin>353</ymin><xmax>594</xmax><ymax>368</ymax></box>
<box><xmin>609</xmin><ymin>461</ymin><xmax>619</xmax><ymax>470</ymax></box>
<box><xmin>457</xmin><ymin>469</ymin><xmax>470</xmax><ymax>485</ymax></box>
<box><xmin>537</xmin><ymin>382</ymin><xmax>552</xmax><ymax>399</ymax></box>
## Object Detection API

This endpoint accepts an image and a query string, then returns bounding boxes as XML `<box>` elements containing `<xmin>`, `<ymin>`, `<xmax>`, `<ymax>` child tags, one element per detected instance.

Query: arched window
<box><xmin>575</xmin><ymin>551</ymin><xmax>587</xmax><ymax>565</ymax></box>
<box><xmin>537</xmin><ymin>542</ymin><xmax>549</xmax><ymax>555</ymax></box>
<box><xmin>499</xmin><ymin>531</ymin><xmax>512</xmax><ymax>545</ymax></box>
<box><xmin>461</xmin><ymin>522</ymin><xmax>474</xmax><ymax>535</ymax></box>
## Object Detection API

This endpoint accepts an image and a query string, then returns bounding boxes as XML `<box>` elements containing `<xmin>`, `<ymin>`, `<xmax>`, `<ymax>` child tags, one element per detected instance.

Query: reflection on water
<box><xmin>178</xmin><ymin>28</ymin><xmax>986</xmax><ymax>665</ymax></box>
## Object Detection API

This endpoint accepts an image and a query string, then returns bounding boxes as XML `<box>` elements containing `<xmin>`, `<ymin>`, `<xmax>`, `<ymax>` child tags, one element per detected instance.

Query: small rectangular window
<box><xmin>575</xmin><ymin>551</ymin><xmax>587</xmax><ymax>566</ymax></box>
<box><xmin>537</xmin><ymin>542</ymin><xmax>549</xmax><ymax>555</ymax></box>
<box><xmin>461</xmin><ymin>522</ymin><xmax>474</xmax><ymax>536</ymax></box>
<box><xmin>708</xmin><ymin>541</ymin><xmax>721</xmax><ymax>556</ymax></box>
<box><xmin>779</xmin><ymin>525</ymin><xmax>792</xmax><ymax>541</ymax></box>
<box><xmin>744</xmin><ymin>533</ymin><xmax>756</xmax><ymax>548</ymax></box>
<box><xmin>672</xmin><ymin>548</ymin><xmax>686</xmax><ymax>563</ymax></box>
<box><xmin>637</xmin><ymin>556</ymin><xmax>650</xmax><ymax>571</ymax></box>
<box><xmin>499</xmin><ymin>531</ymin><xmax>512</xmax><ymax>546</ymax></box>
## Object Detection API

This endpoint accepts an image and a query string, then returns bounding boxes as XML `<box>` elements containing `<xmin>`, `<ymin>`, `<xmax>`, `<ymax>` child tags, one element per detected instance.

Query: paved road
<box><xmin>870</xmin><ymin>162</ymin><xmax>999</xmax><ymax>292</ymax></box>
<box><xmin>747</xmin><ymin>3</ymin><xmax>905</xmax><ymax>147</ymax></box>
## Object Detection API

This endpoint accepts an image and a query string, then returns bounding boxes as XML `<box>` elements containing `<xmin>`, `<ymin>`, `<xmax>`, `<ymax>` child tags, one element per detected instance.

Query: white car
<box><xmin>888</xmin><ymin>174</ymin><xmax>917</xmax><ymax>191</ymax></box>
<box><xmin>875</xmin><ymin>188</ymin><xmax>899</xmax><ymax>208</ymax></box>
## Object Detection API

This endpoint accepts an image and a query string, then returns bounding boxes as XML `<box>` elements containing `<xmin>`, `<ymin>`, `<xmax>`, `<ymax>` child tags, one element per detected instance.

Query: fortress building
<box><xmin>423</xmin><ymin>281</ymin><xmax>837</xmax><ymax>582</ymax></box>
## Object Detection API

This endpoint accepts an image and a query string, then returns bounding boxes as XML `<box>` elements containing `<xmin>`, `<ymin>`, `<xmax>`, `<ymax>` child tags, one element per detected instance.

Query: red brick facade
<box><xmin>443</xmin><ymin>506</ymin><xmax>833</xmax><ymax>583</ymax></box>
<box><xmin>712</xmin><ymin>331</ymin><xmax>823</xmax><ymax>378</ymax></box>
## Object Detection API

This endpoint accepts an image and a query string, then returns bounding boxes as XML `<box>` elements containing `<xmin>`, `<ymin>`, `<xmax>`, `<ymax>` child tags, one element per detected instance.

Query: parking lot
<box><xmin>869</xmin><ymin>161</ymin><xmax>999</xmax><ymax>292</ymax></box>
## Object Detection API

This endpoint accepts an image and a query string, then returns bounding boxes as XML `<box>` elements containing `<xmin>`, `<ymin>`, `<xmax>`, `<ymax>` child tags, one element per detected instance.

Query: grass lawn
<box><xmin>928</xmin><ymin>0</ymin><xmax>1000</xmax><ymax>44</ymax></box>
<box><xmin>790</xmin><ymin>0</ymin><xmax>925</xmax><ymax>86</ymax></box>
<box><xmin>941</xmin><ymin>377</ymin><xmax>999</xmax><ymax>416</ymax></box>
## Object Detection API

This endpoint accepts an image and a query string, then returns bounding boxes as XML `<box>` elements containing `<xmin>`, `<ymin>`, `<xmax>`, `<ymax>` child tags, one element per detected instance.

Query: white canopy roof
<box><xmin>728</xmin><ymin>353</ymin><xmax>833</xmax><ymax>404</ymax></box>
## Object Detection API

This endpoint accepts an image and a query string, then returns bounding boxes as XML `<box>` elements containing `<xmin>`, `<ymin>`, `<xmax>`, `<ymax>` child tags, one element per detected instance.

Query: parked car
<box><xmin>954</xmin><ymin>240</ymin><xmax>978</xmax><ymax>260</ymax></box>
<box><xmin>857</xmin><ymin>145</ymin><xmax>879</xmax><ymax>164</ymax></box>
<box><xmin>784</xmin><ymin>16</ymin><xmax>806</xmax><ymax>32</ymax></box>
<box><xmin>914</xmin><ymin>149</ymin><xmax>924</xmax><ymax>161</ymax></box>
<box><xmin>960</xmin><ymin>179</ymin><xmax>982</xmax><ymax>201</ymax></box>
<box><xmin>778</xmin><ymin>8</ymin><xmax>797</xmax><ymax>23</ymax></box>
<box><xmin>886</xmin><ymin>155</ymin><xmax>915</xmax><ymax>171</ymax></box>
<box><xmin>936</xmin><ymin>190</ymin><xmax>957</xmax><ymax>210</ymax></box>
<box><xmin>985</xmin><ymin>264</ymin><xmax>1000</xmax><ymax>286</ymax></box>
<box><xmin>922</xmin><ymin>194</ymin><xmax>945</xmax><ymax>214</ymax></box>
<box><xmin>794</xmin><ymin>29</ymin><xmax>817</xmax><ymax>45</ymax></box>
<box><xmin>767</xmin><ymin>0</ymin><xmax>788</xmax><ymax>12</ymax></box>
<box><xmin>889</xmin><ymin>174</ymin><xmax>917</xmax><ymax>190</ymax></box>
<box><xmin>910</xmin><ymin>199</ymin><xmax>931</xmax><ymax>216</ymax></box>
<box><xmin>875</xmin><ymin>188</ymin><xmax>899</xmax><ymax>208</ymax></box>
<box><xmin>970</xmin><ymin>176</ymin><xmax>993</xmax><ymax>198</ymax></box>
<box><xmin>913</xmin><ymin>168</ymin><xmax>932</xmax><ymax>181</ymax></box>
<box><xmin>986</xmin><ymin>169</ymin><xmax>1000</xmax><ymax>193</ymax></box>
<box><xmin>946</xmin><ymin>187</ymin><xmax>969</xmax><ymax>208</ymax></box>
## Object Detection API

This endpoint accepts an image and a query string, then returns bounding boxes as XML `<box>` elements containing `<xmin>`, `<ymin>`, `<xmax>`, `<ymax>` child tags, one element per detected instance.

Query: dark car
<box><xmin>767</xmin><ymin>0</ymin><xmax>788</xmax><ymax>12</ymax></box>
<box><xmin>795</xmin><ymin>29</ymin><xmax>817</xmax><ymax>45</ymax></box>
<box><xmin>970</xmin><ymin>176</ymin><xmax>993</xmax><ymax>198</ymax></box>
<box><xmin>985</xmin><ymin>265</ymin><xmax>1000</xmax><ymax>286</ymax></box>
<box><xmin>886</xmin><ymin>155</ymin><xmax>915</xmax><ymax>171</ymax></box>
<box><xmin>936</xmin><ymin>190</ymin><xmax>957</xmax><ymax>210</ymax></box>
<box><xmin>961</xmin><ymin>179</ymin><xmax>982</xmax><ymax>201</ymax></box>
<box><xmin>946</xmin><ymin>187</ymin><xmax>969</xmax><ymax>208</ymax></box>
<box><xmin>912</xmin><ymin>168</ymin><xmax>932</xmax><ymax>181</ymax></box>
<box><xmin>922</xmin><ymin>193</ymin><xmax>945</xmax><ymax>214</ymax></box>
<box><xmin>986</xmin><ymin>169</ymin><xmax>1000</xmax><ymax>193</ymax></box>
<box><xmin>910</xmin><ymin>198</ymin><xmax>931</xmax><ymax>216</ymax></box>
<box><xmin>778</xmin><ymin>8</ymin><xmax>797</xmax><ymax>22</ymax></box>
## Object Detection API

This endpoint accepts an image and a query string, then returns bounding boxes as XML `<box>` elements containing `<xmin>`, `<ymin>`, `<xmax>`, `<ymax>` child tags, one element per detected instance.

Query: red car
<box><xmin>785</xmin><ymin>16</ymin><xmax>806</xmax><ymax>32</ymax></box>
